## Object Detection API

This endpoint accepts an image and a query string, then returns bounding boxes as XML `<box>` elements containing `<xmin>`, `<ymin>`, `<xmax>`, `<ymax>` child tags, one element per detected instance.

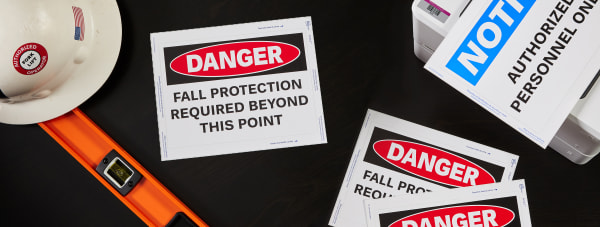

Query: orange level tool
<box><xmin>38</xmin><ymin>108</ymin><xmax>208</xmax><ymax>227</ymax></box>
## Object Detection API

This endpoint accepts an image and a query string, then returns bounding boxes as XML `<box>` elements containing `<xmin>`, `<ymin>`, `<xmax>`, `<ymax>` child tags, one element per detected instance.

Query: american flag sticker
<box><xmin>72</xmin><ymin>6</ymin><xmax>85</xmax><ymax>41</ymax></box>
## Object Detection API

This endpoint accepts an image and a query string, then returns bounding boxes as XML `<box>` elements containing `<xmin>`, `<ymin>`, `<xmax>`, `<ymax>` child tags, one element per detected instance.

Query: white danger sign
<box><xmin>328</xmin><ymin>109</ymin><xmax>518</xmax><ymax>227</ymax></box>
<box><xmin>150</xmin><ymin>17</ymin><xmax>327</xmax><ymax>160</ymax></box>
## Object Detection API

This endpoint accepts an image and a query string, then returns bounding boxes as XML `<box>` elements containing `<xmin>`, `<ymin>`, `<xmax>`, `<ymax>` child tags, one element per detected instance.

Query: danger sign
<box><xmin>151</xmin><ymin>17</ymin><xmax>326</xmax><ymax>161</ymax></box>
<box><xmin>329</xmin><ymin>110</ymin><xmax>518</xmax><ymax>227</ymax></box>
<box><xmin>365</xmin><ymin>180</ymin><xmax>531</xmax><ymax>227</ymax></box>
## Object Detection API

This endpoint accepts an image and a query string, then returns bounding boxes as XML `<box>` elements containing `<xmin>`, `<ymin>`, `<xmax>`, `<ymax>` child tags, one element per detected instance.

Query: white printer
<box><xmin>411</xmin><ymin>0</ymin><xmax>600</xmax><ymax>164</ymax></box>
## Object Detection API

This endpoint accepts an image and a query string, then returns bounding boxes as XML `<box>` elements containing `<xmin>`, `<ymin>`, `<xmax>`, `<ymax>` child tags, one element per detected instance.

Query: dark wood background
<box><xmin>1</xmin><ymin>1</ymin><xmax>599</xmax><ymax>226</ymax></box>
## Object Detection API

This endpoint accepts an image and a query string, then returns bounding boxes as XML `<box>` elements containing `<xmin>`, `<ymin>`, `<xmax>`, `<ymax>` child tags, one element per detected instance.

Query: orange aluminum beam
<box><xmin>38</xmin><ymin>108</ymin><xmax>208</xmax><ymax>227</ymax></box>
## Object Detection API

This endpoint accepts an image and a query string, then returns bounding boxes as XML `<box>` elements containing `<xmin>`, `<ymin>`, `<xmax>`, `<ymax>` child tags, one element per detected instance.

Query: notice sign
<box><xmin>150</xmin><ymin>17</ymin><xmax>326</xmax><ymax>160</ymax></box>
<box><xmin>328</xmin><ymin>109</ymin><xmax>518</xmax><ymax>226</ymax></box>
<box><xmin>364</xmin><ymin>180</ymin><xmax>531</xmax><ymax>227</ymax></box>
<box><xmin>425</xmin><ymin>0</ymin><xmax>600</xmax><ymax>147</ymax></box>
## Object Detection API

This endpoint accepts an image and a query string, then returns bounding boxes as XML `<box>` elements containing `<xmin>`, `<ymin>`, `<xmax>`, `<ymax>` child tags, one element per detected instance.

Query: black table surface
<box><xmin>2</xmin><ymin>1</ymin><xmax>599</xmax><ymax>226</ymax></box>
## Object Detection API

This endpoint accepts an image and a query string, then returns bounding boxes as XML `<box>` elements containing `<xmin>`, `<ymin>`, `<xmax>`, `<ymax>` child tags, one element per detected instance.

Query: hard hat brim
<box><xmin>0</xmin><ymin>0</ymin><xmax>122</xmax><ymax>125</ymax></box>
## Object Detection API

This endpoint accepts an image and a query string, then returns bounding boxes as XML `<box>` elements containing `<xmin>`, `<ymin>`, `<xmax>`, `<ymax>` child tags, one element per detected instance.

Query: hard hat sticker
<box><xmin>72</xmin><ymin>6</ymin><xmax>85</xmax><ymax>41</ymax></box>
<box><xmin>13</xmin><ymin>43</ymin><xmax>48</xmax><ymax>75</ymax></box>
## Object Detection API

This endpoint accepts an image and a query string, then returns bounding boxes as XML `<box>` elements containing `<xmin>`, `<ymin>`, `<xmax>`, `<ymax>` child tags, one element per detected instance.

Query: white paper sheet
<box><xmin>150</xmin><ymin>17</ymin><xmax>326</xmax><ymax>160</ymax></box>
<box><xmin>424</xmin><ymin>0</ymin><xmax>600</xmax><ymax>147</ymax></box>
<box><xmin>328</xmin><ymin>109</ymin><xmax>518</xmax><ymax>226</ymax></box>
<box><xmin>365</xmin><ymin>180</ymin><xmax>531</xmax><ymax>227</ymax></box>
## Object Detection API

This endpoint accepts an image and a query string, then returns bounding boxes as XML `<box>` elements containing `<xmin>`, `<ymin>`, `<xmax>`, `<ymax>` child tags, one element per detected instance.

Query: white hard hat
<box><xmin>0</xmin><ymin>0</ymin><xmax>122</xmax><ymax>124</ymax></box>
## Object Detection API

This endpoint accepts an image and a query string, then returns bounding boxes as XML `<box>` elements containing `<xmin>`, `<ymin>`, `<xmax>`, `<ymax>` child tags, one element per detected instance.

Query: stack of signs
<box><xmin>150</xmin><ymin>17</ymin><xmax>326</xmax><ymax>160</ymax></box>
<box><xmin>424</xmin><ymin>0</ymin><xmax>600</xmax><ymax>148</ymax></box>
<box><xmin>328</xmin><ymin>109</ymin><xmax>521</xmax><ymax>226</ymax></box>
<box><xmin>364</xmin><ymin>180</ymin><xmax>531</xmax><ymax>227</ymax></box>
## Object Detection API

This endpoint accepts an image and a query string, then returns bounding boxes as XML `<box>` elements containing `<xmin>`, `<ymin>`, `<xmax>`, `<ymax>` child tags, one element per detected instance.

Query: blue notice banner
<box><xmin>446</xmin><ymin>0</ymin><xmax>535</xmax><ymax>85</ymax></box>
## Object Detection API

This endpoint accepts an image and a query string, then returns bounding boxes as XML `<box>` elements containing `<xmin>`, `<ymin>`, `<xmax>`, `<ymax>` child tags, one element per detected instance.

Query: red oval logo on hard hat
<box><xmin>13</xmin><ymin>43</ymin><xmax>48</xmax><ymax>75</ymax></box>
<box><xmin>170</xmin><ymin>41</ymin><xmax>301</xmax><ymax>77</ymax></box>
<box><xmin>373</xmin><ymin>140</ymin><xmax>495</xmax><ymax>187</ymax></box>
<box><xmin>390</xmin><ymin>205</ymin><xmax>515</xmax><ymax>227</ymax></box>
